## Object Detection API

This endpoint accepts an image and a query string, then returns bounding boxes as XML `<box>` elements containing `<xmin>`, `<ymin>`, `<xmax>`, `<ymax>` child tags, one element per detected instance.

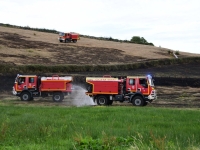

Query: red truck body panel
<box><xmin>86</xmin><ymin>77</ymin><xmax>123</xmax><ymax>94</ymax></box>
<box><xmin>69</xmin><ymin>33</ymin><xmax>79</xmax><ymax>40</ymax></box>
<box><xmin>40</xmin><ymin>76</ymin><xmax>72</xmax><ymax>92</ymax></box>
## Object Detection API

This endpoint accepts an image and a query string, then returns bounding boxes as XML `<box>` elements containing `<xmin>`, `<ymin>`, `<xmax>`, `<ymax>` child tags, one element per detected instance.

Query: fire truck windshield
<box><xmin>59</xmin><ymin>32</ymin><xmax>65</xmax><ymax>36</ymax></box>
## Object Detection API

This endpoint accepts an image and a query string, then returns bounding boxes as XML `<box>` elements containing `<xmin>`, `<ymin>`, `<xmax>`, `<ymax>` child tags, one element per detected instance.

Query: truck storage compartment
<box><xmin>114</xmin><ymin>95</ymin><xmax>123</xmax><ymax>101</ymax></box>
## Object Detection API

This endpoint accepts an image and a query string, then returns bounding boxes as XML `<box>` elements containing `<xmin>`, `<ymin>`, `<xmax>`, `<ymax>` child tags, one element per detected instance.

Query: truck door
<box><xmin>126</xmin><ymin>78</ymin><xmax>136</xmax><ymax>93</ymax></box>
<box><xmin>138</xmin><ymin>78</ymin><xmax>149</xmax><ymax>95</ymax></box>
<box><xmin>66</xmin><ymin>33</ymin><xmax>70</xmax><ymax>39</ymax></box>
<box><xmin>28</xmin><ymin>77</ymin><xmax>37</xmax><ymax>90</ymax></box>
<box><xmin>17</xmin><ymin>77</ymin><xmax>27</xmax><ymax>90</ymax></box>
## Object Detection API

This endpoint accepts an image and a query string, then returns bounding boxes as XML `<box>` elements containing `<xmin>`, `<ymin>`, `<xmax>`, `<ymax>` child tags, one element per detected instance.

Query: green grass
<box><xmin>0</xmin><ymin>105</ymin><xmax>200</xmax><ymax>149</ymax></box>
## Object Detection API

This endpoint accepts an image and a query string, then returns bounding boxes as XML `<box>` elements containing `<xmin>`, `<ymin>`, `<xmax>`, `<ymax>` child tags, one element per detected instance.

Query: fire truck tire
<box><xmin>53</xmin><ymin>93</ymin><xmax>64</xmax><ymax>102</ymax></box>
<box><xmin>73</xmin><ymin>39</ymin><xmax>77</xmax><ymax>43</ymax></box>
<box><xmin>97</xmin><ymin>96</ymin><xmax>108</xmax><ymax>106</ymax></box>
<box><xmin>20</xmin><ymin>92</ymin><xmax>31</xmax><ymax>101</ymax></box>
<box><xmin>132</xmin><ymin>96</ymin><xmax>144</xmax><ymax>106</ymax></box>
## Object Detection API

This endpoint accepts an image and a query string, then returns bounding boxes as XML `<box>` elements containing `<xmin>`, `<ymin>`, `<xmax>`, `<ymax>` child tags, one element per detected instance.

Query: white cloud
<box><xmin>0</xmin><ymin>0</ymin><xmax>200</xmax><ymax>54</ymax></box>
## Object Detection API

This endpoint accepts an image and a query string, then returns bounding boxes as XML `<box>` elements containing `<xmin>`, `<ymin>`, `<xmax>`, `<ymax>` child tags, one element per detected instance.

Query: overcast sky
<box><xmin>1</xmin><ymin>0</ymin><xmax>200</xmax><ymax>54</ymax></box>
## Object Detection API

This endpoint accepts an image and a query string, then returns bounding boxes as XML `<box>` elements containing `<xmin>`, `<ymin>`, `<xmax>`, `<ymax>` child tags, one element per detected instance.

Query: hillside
<box><xmin>0</xmin><ymin>26</ymin><xmax>199</xmax><ymax>66</ymax></box>
<box><xmin>1</xmin><ymin>26</ymin><xmax>200</xmax><ymax>108</ymax></box>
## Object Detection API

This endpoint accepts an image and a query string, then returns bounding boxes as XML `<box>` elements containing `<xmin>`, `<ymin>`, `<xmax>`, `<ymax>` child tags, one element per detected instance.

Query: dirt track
<box><xmin>1</xmin><ymin>85</ymin><xmax>200</xmax><ymax>108</ymax></box>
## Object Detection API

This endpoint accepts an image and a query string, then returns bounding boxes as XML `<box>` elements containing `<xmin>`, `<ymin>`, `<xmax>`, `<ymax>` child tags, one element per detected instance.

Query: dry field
<box><xmin>0</xmin><ymin>26</ymin><xmax>199</xmax><ymax>66</ymax></box>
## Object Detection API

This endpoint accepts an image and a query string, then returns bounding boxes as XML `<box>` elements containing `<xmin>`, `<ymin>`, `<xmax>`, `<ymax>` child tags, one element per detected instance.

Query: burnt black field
<box><xmin>1</xmin><ymin>62</ymin><xmax>200</xmax><ymax>92</ymax></box>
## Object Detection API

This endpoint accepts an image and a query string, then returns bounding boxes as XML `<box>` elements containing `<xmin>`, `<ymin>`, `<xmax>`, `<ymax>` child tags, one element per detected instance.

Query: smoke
<box><xmin>68</xmin><ymin>84</ymin><xmax>96</xmax><ymax>107</ymax></box>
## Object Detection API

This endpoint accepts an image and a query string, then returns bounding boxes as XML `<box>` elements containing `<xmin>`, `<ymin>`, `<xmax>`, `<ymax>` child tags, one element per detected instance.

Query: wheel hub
<box><xmin>23</xmin><ymin>94</ymin><xmax>29</xmax><ymax>101</ymax></box>
<box><xmin>99</xmin><ymin>98</ymin><xmax>105</xmax><ymax>105</ymax></box>
<box><xmin>54</xmin><ymin>95</ymin><xmax>60</xmax><ymax>101</ymax></box>
<box><xmin>135</xmin><ymin>99</ymin><xmax>141</xmax><ymax>105</ymax></box>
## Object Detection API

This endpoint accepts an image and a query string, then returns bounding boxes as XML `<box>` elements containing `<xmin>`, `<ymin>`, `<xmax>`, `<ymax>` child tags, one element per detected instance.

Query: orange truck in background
<box><xmin>58</xmin><ymin>32</ymin><xmax>80</xmax><ymax>43</ymax></box>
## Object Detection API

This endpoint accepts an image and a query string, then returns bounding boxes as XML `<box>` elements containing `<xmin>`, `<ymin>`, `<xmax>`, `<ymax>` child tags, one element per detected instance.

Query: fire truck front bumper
<box><xmin>12</xmin><ymin>87</ymin><xmax>17</xmax><ymax>95</ymax></box>
<box><xmin>58</xmin><ymin>37</ymin><xmax>65</xmax><ymax>41</ymax></box>
<box><xmin>148</xmin><ymin>90</ymin><xmax>157</xmax><ymax>100</ymax></box>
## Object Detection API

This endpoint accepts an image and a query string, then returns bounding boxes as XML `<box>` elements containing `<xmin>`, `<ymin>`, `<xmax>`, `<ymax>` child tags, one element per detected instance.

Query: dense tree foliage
<box><xmin>130</xmin><ymin>36</ymin><xmax>154</xmax><ymax>46</ymax></box>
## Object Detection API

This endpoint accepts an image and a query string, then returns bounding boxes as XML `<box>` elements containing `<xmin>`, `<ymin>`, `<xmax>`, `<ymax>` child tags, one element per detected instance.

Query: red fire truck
<box><xmin>85</xmin><ymin>75</ymin><xmax>157</xmax><ymax>106</ymax></box>
<box><xmin>12</xmin><ymin>74</ymin><xmax>73</xmax><ymax>102</ymax></box>
<box><xmin>58</xmin><ymin>32</ymin><xmax>79</xmax><ymax>43</ymax></box>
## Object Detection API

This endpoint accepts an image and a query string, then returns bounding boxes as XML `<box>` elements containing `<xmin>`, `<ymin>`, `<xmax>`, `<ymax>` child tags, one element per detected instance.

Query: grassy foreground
<box><xmin>0</xmin><ymin>105</ymin><xmax>200</xmax><ymax>150</ymax></box>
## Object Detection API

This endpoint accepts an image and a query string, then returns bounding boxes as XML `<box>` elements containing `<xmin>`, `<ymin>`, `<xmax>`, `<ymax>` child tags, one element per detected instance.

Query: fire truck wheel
<box><xmin>97</xmin><ymin>96</ymin><xmax>108</xmax><ymax>106</ymax></box>
<box><xmin>73</xmin><ymin>39</ymin><xmax>77</xmax><ymax>43</ymax></box>
<box><xmin>20</xmin><ymin>92</ymin><xmax>31</xmax><ymax>101</ymax></box>
<box><xmin>132</xmin><ymin>96</ymin><xmax>144</xmax><ymax>106</ymax></box>
<box><xmin>53</xmin><ymin>93</ymin><xmax>64</xmax><ymax>102</ymax></box>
